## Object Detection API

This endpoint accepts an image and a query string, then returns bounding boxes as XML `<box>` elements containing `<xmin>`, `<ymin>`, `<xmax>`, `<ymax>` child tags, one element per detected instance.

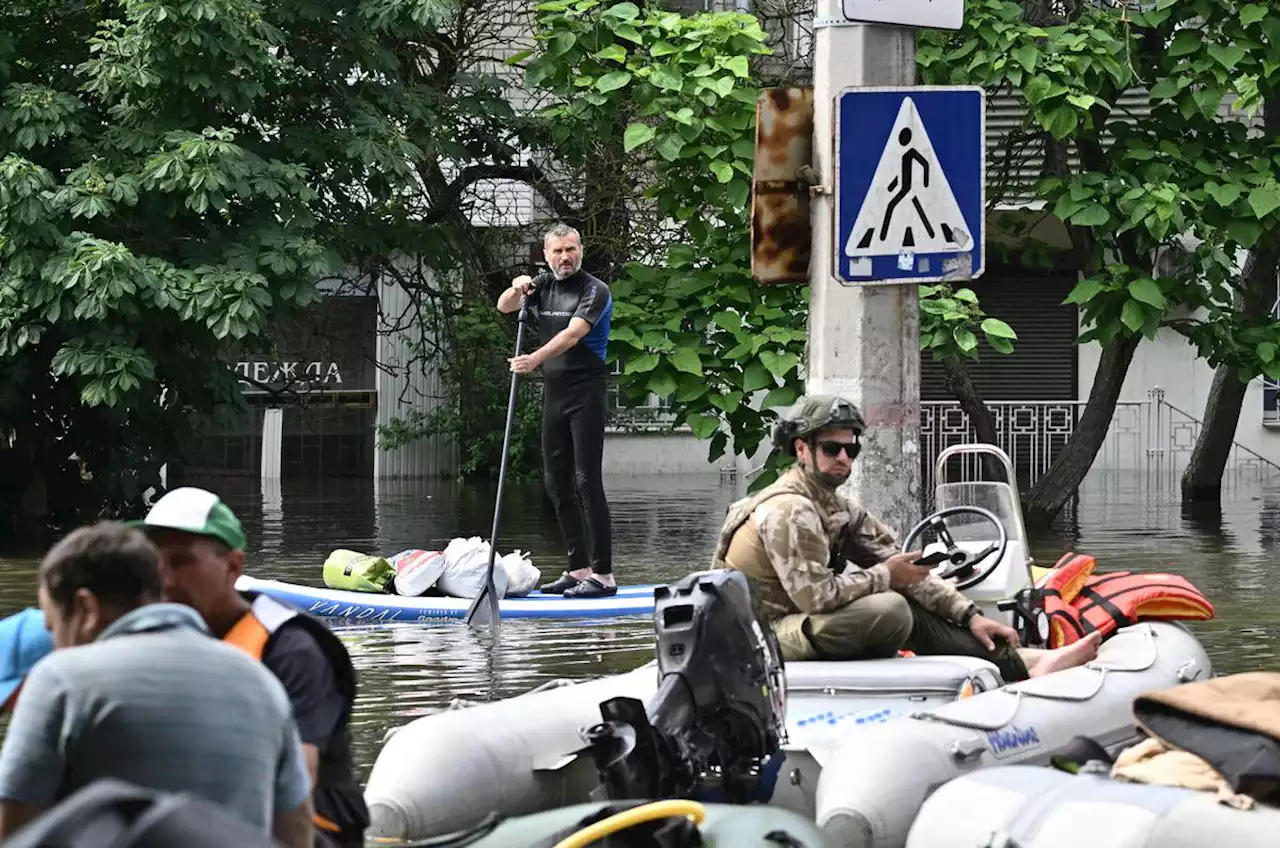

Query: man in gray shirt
<box><xmin>0</xmin><ymin>522</ymin><xmax>314</xmax><ymax>846</ymax></box>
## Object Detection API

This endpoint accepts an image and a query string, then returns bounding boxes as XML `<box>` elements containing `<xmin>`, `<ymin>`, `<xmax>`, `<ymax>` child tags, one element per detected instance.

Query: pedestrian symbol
<box><xmin>845</xmin><ymin>96</ymin><xmax>972</xmax><ymax>258</ymax></box>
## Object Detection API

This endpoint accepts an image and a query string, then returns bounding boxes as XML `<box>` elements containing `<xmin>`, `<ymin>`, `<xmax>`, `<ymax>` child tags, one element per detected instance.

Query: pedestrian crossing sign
<box><xmin>834</xmin><ymin>86</ymin><xmax>985</xmax><ymax>284</ymax></box>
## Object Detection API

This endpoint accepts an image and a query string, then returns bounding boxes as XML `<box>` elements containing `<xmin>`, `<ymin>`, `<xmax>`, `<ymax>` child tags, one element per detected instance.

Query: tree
<box><xmin>0</xmin><ymin>0</ymin><xmax>339</xmax><ymax>540</ymax></box>
<box><xmin>919</xmin><ymin>0</ymin><xmax>1280</xmax><ymax>525</ymax></box>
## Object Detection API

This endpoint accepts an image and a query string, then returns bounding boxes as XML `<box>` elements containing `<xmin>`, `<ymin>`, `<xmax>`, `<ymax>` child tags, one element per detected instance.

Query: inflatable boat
<box><xmin>813</xmin><ymin>620</ymin><xmax>1210</xmax><ymax>847</ymax></box>
<box><xmin>234</xmin><ymin>575</ymin><xmax>658</xmax><ymax>622</ymax></box>
<box><xmin>362</xmin><ymin>444</ymin><xmax>1215</xmax><ymax>841</ymax></box>
<box><xmin>415</xmin><ymin>799</ymin><xmax>832</xmax><ymax>847</ymax></box>
<box><xmin>906</xmin><ymin>764</ymin><xmax>1280</xmax><ymax>847</ymax></box>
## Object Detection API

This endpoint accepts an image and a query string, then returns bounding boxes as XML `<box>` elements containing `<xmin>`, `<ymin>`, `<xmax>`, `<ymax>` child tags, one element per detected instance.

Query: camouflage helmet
<box><xmin>772</xmin><ymin>394</ymin><xmax>866</xmax><ymax>456</ymax></box>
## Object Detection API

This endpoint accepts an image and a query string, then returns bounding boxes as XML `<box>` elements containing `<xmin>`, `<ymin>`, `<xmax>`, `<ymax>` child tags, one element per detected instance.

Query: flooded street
<box><xmin>1</xmin><ymin>470</ymin><xmax>1278</xmax><ymax>782</ymax></box>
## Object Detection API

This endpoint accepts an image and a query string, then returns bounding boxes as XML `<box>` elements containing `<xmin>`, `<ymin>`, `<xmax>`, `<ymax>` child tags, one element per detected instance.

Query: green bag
<box><xmin>322</xmin><ymin>549</ymin><xmax>395</xmax><ymax>593</ymax></box>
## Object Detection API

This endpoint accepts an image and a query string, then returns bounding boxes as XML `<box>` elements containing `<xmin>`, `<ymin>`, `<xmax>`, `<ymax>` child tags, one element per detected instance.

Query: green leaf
<box><xmin>1205</xmin><ymin>182</ymin><xmax>1242</xmax><ymax>208</ymax></box>
<box><xmin>1011</xmin><ymin>45</ymin><xmax>1038</xmax><ymax>72</ymax></box>
<box><xmin>1127</xmin><ymin>278</ymin><xmax>1166</xmax><ymax>310</ymax></box>
<box><xmin>1240</xmin><ymin>4</ymin><xmax>1268</xmax><ymax>26</ymax></box>
<box><xmin>980</xmin><ymin>318</ymin><xmax>1017</xmax><ymax>339</ymax></box>
<box><xmin>1120</xmin><ymin>299</ymin><xmax>1145</xmax><ymax>333</ymax></box>
<box><xmin>1257</xmin><ymin>342</ymin><xmax>1277</xmax><ymax>364</ymax></box>
<box><xmin>505</xmin><ymin>48</ymin><xmax>534</xmax><ymax>65</ymax></box>
<box><xmin>1207</xmin><ymin>44</ymin><xmax>1247</xmax><ymax>70</ymax></box>
<box><xmin>623</xmin><ymin>123</ymin><xmax>656</xmax><ymax>152</ymax></box>
<box><xmin>723</xmin><ymin>56</ymin><xmax>750</xmax><ymax>78</ymax></box>
<box><xmin>952</xmin><ymin>288</ymin><xmax>978</xmax><ymax>303</ymax></box>
<box><xmin>742</xmin><ymin>361</ymin><xmax>774</xmax><ymax>392</ymax></box>
<box><xmin>1227</xmin><ymin>219</ymin><xmax>1265</xmax><ymax>247</ymax></box>
<box><xmin>1167</xmin><ymin>30</ymin><xmax>1200</xmax><ymax>58</ymax></box>
<box><xmin>655</xmin><ymin>133</ymin><xmax>684</xmax><ymax>161</ymax></box>
<box><xmin>647</xmin><ymin>369</ymin><xmax>679</xmax><ymax>398</ymax></box>
<box><xmin>1064</xmin><ymin>280</ymin><xmax>1105</xmax><ymax>304</ymax></box>
<box><xmin>614</xmin><ymin>24</ymin><xmax>642</xmax><ymax>43</ymax></box>
<box><xmin>623</xmin><ymin>352</ymin><xmax>660</xmax><ymax>374</ymax></box>
<box><xmin>596</xmin><ymin>71</ymin><xmax>632</xmax><ymax>93</ymax></box>
<box><xmin>602</xmin><ymin>1</ymin><xmax>641</xmax><ymax>21</ymax></box>
<box><xmin>669</xmin><ymin>346</ymin><xmax>703</xmax><ymax>376</ymax></box>
<box><xmin>760</xmin><ymin>350</ymin><xmax>800</xmax><ymax>380</ymax></box>
<box><xmin>685</xmin><ymin>413</ymin><xmax>721</xmax><ymax>439</ymax></box>
<box><xmin>953</xmin><ymin>327</ymin><xmax>978</xmax><ymax>353</ymax></box>
<box><xmin>596</xmin><ymin>45</ymin><xmax>628</xmax><ymax>63</ymax></box>
<box><xmin>1148</xmin><ymin>79</ymin><xmax>1180</xmax><ymax>100</ymax></box>
<box><xmin>1071</xmin><ymin>204</ymin><xmax>1110</xmax><ymax>227</ymax></box>
<box><xmin>1248</xmin><ymin>185</ymin><xmax>1280</xmax><ymax>220</ymax></box>
<box><xmin>710</xmin><ymin>160</ymin><xmax>733</xmax><ymax>183</ymax></box>
<box><xmin>761</xmin><ymin>385</ymin><xmax>801</xmax><ymax>410</ymax></box>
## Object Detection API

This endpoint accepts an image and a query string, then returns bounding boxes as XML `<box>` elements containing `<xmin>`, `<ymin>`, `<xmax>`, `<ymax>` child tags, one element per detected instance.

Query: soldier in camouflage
<box><xmin>712</xmin><ymin>394</ymin><xmax>1102</xmax><ymax>682</ymax></box>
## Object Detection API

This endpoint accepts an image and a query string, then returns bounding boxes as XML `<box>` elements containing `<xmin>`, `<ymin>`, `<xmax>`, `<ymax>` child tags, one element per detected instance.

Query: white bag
<box><xmin>388</xmin><ymin>549</ymin><xmax>446</xmax><ymax>597</ymax></box>
<box><xmin>498</xmin><ymin>549</ymin><xmax>541</xmax><ymax>597</ymax></box>
<box><xmin>437</xmin><ymin>537</ymin><xmax>509</xmax><ymax>600</ymax></box>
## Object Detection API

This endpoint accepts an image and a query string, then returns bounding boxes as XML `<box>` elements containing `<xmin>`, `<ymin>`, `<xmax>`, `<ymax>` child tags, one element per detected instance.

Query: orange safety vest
<box><xmin>1035</xmin><ymin>553</ymin><xmax>1215</xmax><ymax>648</ymax></box>
<box><xmin>224</xmin><ymin>594</ymin><xmax>354</xmax><ymax>836</ymax></box>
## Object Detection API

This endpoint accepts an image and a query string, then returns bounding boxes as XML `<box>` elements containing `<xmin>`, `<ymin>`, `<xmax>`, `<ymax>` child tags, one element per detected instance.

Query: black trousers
<box><xmin>542</xmin><ymin>376</ymin><xmax>613</xmax><ymax>574</ymax></box>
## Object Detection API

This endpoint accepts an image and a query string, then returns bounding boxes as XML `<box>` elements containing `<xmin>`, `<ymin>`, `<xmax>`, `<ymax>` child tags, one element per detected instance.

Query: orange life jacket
<box><xmin>1036</xmin><ymin>555</ymin><xmax>1215</xmax><ymax>648</ymax></box>
<box><xmin>1067</xmin><ymin>570</ymin><xmax>1214</xmax><ymax>644</ymax></box>
<box><xmin>224</xmin><ymin>593</ymin><xmax>361</xmax><ymax>836</ymax></box>
<box><xmin>1037</xmin><ymin>552</ymin><xmax>1097</xmax><ymax>649</ymax></box>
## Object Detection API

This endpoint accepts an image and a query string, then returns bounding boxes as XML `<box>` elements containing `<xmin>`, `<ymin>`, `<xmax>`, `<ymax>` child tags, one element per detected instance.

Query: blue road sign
<box><xmin>834</xmin><ymin>85</ymin><xmax>985</xmax><ymax>284</ymax></box>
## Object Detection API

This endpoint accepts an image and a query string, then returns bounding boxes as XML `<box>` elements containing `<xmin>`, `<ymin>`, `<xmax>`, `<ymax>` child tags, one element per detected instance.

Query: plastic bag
<box><xmin>388</xmin><ymin>549</ymin><xmax>447</xmax><ymax>597</ymax></box>
<box><xmin>499</xmin><ymin>549</ymin><xmax>541</xmax><ymax>597</ymax></box>
<box><xmin>437</xmin><ymin>537</ymin><xmax>509</xmax><ymax>600</ymax></box>
<box><xmin>323</xmin><ymin>549</ymin><xmax>395</xmax><ymax>593</ymax></box>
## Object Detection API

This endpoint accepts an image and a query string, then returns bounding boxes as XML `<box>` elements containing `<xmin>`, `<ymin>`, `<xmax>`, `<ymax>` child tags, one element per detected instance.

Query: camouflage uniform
<box><xmin>713</xmin><ymin>465</ymin><xmax>1028</xmax><ymax>681</ymax></box>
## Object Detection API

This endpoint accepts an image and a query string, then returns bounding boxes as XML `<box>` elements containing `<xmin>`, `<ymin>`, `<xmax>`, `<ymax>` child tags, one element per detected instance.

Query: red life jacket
<box><xmin>1037</xmin><ymin>555</ymin><xmax>1215</xmax><ymax>648</ymax></box>
<box><xmin>1067</xmin><ymin>570</ymin><xmax>1214</xmax><ymax>643</ymax></box>
<box><xmin>1037</xmin><ymin>552</ymin><xmax>1097</xmax><ymax>648</ymax></box>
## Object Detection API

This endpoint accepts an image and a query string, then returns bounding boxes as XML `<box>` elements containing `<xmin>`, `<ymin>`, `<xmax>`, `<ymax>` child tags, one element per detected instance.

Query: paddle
<box><xmin>466</xmin><ymin>275</ymin><xmax>543</xmax><ymax>628</ymax></box>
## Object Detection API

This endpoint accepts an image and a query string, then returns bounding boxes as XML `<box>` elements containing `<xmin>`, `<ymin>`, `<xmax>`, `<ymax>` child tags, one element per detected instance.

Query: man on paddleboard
<box><xmin>133</xmin><ymin>488</ymin><xmax>368</xmax><ymax>848</ymax></box>
<box><xmin>712</xmin><ymin>394</ymin><xmax>1102</xmax><ymax>681</ymax></box>
<box><xmin>500</xmin><ymin>223</ymin><xmax>617</xmax><ymax>599</ymax></box>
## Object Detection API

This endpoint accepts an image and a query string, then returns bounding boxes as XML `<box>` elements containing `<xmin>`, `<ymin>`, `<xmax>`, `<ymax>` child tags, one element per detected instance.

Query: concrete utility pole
<box><xmin>807</xmin><ymin>2</ymin><xmax>921</xmax><ymax>539</ymax></box>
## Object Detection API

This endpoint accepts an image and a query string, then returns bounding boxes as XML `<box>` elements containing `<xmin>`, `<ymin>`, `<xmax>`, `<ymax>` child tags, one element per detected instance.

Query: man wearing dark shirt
<box><xmin>132</xmin><ymin>487</ymin><xmax>369</xmax><ymax>848</ymax></box>
<box><xmin>499</xmin><ymin>223</ymin><xmax>617</xmax><ymax>598</ymax></box>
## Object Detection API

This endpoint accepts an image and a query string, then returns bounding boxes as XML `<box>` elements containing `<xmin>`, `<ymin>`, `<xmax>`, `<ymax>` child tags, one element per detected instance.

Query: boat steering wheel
<box><xmin>900</xmin><ymin>505</ymin><xmax>1008</xmax><ymax>590</ymax></box>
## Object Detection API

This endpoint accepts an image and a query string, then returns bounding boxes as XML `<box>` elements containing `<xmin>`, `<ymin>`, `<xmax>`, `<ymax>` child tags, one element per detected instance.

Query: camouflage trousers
<box><xmin>772</xmin><ymin>592</ymin><xmax>1029</xmax><ymax>683</ymax></box>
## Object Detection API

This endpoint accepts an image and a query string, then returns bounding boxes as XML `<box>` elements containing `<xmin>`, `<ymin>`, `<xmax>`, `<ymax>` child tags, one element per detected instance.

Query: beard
<box><xmin>552</xmin><ymin>257</ymin><xmax>582</xmax><ymax>280</ymax></box>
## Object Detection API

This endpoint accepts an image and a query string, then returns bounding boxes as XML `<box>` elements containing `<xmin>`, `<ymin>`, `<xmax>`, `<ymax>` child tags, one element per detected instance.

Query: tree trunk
<box><xmin>1179</xmin><ymin>360</ymin><xmax>1252</xmax><ymax>504</ymax></box>
<box><xmin>941</xmin><ymin>357</ymin><xmax>1000</xmax><ymax>445</ymax></box>
<box><xmin>940</xmin><ymin>356</ymin><xmax>1005</xmax><ymax>483</ymax></box>
<box><xmin>1022</xmin><ymin>333</ymin><xmax>1142</xmax><ymax>528</ymax></box>
<box><xmin>1180</xmin><ymin>97</ymin><xmax>1280</xmax><ymax>504</ymax></box>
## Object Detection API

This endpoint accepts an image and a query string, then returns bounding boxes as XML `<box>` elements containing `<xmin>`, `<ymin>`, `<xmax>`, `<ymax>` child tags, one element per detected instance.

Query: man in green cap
<box><xmin>133</xmin><ymin>487</ymin><xmax>369</xmax><ymax>848</ymax></box>
<box><xmin>711</xmin><ymin>394</ymin><xmax>1102</xmax><ymax>682</ymax></box>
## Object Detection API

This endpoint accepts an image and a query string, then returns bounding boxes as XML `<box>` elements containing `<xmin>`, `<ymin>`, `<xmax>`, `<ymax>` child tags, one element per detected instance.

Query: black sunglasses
<box><xmin>817</xmin><ymin>440</ymin><xmax>860</xmax><ymax>459</ymax></box>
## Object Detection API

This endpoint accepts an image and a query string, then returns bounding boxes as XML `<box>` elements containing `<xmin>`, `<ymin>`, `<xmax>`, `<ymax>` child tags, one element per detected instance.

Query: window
<box><xmin>607</xmin><ymin>359</ymin><xmax>675</xmax><ymax>427</ymax></box>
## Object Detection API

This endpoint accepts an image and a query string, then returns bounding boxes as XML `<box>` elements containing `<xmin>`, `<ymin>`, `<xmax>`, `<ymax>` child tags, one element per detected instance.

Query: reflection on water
<box><xmin>1</xmin><ymin>470</ymin><xmax>1279</xmax><ymax>781</ymax></box>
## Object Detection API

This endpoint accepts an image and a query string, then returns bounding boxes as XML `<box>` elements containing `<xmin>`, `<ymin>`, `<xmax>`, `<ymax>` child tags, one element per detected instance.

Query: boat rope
<box><xmin>550</xmin><ymin>800</ymin><xmax>707</xmax><ymax>848</ymax></box>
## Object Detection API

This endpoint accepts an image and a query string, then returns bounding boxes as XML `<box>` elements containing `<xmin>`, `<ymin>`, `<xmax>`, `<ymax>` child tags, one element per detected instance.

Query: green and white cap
<box><xmin>132</xmin><ymin>487</ymin><xmax>247</xmax><ymax>551</ymax></box>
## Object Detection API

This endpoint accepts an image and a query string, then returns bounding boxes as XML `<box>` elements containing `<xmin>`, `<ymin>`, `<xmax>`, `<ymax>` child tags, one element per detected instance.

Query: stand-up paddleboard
<box><xmin>235</xmin><ymin>575</ymin><xmax>658</xmax><ymax>623</ymax></box>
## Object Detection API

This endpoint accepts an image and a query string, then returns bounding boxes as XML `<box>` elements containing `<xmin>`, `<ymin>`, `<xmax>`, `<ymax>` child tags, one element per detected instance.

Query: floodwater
<box><xmin>1</xmin><ymin>469</ymin><xmax>1278</xmax><ymax>783</ymax></box>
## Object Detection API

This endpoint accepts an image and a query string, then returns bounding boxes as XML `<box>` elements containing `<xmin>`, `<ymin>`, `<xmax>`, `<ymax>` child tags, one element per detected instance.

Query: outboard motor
<box><xmin>584</xmin><ymin>569</ymin><xmax>787</xmax><ymax>804</ymax></box>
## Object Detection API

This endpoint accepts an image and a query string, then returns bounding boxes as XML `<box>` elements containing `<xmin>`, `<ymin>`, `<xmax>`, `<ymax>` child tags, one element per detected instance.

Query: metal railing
<box><xmin>920</xmin><ymin>388</ymin><xmax>1280</xmax><ymax>499</ymax></box>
